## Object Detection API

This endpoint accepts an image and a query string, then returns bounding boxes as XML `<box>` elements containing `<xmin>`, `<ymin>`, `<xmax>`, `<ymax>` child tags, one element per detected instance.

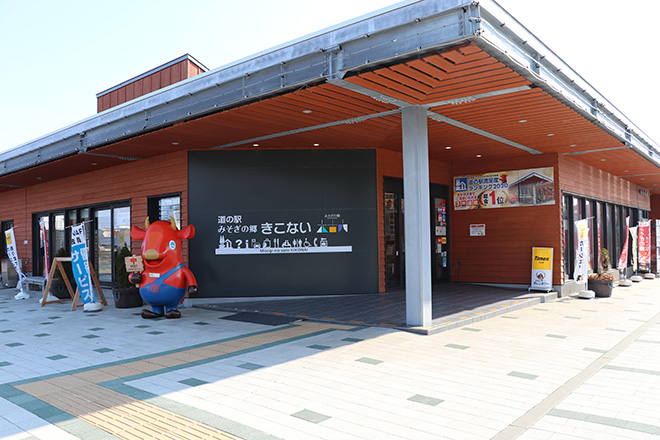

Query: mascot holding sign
<box><xmin>129</xmin><ymin>217</ymin><xmax>197</xmax><ymax>319</ymax></box>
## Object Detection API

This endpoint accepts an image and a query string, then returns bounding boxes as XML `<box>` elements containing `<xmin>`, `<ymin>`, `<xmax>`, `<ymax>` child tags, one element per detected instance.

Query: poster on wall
<box><xmin>529</xmin><ymin>247</ymin><xmax>553</xmax><ymax>292</ymax></box>
<box><xmin>453</xmin><ymin>167</ymin><xmax>554</xmax><ymax>210</ymax></box>
<box><xmin>638</xmin><ymin>220</ymin><xmax>651</xmax><ymax>272</ymax></box>
<box><xmin>469</xmin><ymin>224</ymin><xmax>485</xmax><ymax>236</ymax></box>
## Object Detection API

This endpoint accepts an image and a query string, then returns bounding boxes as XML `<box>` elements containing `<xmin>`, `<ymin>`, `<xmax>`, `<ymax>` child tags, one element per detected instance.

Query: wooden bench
<box><xmin>23</xmin><ymin>276</ymin><xmax>47</xmax><ymax>293</ymax></box>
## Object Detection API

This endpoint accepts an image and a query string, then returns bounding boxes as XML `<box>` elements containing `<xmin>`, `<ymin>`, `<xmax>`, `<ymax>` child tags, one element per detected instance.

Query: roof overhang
<box><xmin>2</xmin><ymin>0</ymin><xmax>659</xmax><ymax>194</ymax></box>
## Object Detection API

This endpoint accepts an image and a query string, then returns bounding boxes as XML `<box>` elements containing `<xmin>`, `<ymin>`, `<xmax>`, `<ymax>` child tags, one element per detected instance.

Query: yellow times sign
<box><xmin>532</xmin><ymin>247</ymin><xmax>553</xmax><ymax>270</ymax></box>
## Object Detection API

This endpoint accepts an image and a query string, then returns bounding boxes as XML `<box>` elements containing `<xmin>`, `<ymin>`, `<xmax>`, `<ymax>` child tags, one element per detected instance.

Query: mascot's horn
<box><xmin>145</xmin><ymin>217</ymin><xmax>150</xmax><ymax>230</ymax></box>
<box><xmin>170</xmin><ymin>216</ymin><xmax>178</xmax><ymax>230</ymax></box>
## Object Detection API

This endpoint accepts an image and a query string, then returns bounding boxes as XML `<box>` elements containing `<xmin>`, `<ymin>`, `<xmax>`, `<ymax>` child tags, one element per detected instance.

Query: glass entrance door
<box><xmin>384</xmin><ymin>178</ymin><xmax>404</xmax><ymax>287</ymax></box>
<box><xmin>95</xmin><ymin>209</ymin><xmax>112</xmax><ymax>283</ymax></box>
<box><xmin>384</xmin><ymin>178</ymin><xmax>450</xmax><ymax>289</ymax></box>
<box><xmin>35</xmin><ymin>215</ymin><xmax>49</xmax><ymax>277</ymax></box>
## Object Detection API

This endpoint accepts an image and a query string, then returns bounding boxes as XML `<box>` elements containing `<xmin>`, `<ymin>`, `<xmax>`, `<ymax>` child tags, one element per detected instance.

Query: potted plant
<box><xmin>50</xmin><ymin>248</ymin><xmax>75</xmax><ymax>299</ymax></box>
<box><xmin>600</xmin><ymin>248</ymin><xmax>611</xmax><ymax>270</ymax></box>
<box><xmin>112</xmin><ymin>244</ymin><xmax>142</xmax><ymax>308</ymax></box>
<box><xmin>588</xmin><ymin>271</ymin><xmax>614</xmax><ymax>297</ymax></box>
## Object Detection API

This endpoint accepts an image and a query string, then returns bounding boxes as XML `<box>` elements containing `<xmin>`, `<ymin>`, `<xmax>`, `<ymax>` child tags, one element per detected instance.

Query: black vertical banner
<box><xmin>188</xmin><ymin>150</ymin><xmax>378</xmax><ymax>297</ymax></box>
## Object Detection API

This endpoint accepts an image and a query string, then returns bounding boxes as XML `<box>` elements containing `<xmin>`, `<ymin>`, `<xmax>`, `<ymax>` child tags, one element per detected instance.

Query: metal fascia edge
<box><xmin>476</xmin><ymin>0</ymin><xmax>660</xmax><ymax>165</ymax></box>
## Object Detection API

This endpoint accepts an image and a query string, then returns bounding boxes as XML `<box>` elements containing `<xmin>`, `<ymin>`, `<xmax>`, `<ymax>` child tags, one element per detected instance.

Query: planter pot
<box><xmin>588</xmin><ymin>280</ymin><xmax>613</xmax><ymax>298</ymax></box>
<box><xmin>113</xmin><ymin>287</ymin><xmax>143</xmax><ymax>308</ymax></box>
<box><xmin>50</xmin><ymin>277</ymin><xmax>76</xmax><ymax>299</ymax></box>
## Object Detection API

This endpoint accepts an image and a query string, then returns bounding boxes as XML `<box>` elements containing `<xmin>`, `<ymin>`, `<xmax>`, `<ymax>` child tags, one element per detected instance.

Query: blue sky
<box><xmin>1</xmin><ymin>0</ymin><xmax>658</xmax><ymax>152</ymax></box>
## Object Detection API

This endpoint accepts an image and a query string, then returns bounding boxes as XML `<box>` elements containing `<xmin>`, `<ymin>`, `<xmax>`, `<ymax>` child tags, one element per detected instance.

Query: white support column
<box><xmin>401</xmin><ymin>105</ymin><xmax>432</xmax><ymax>327</ymax></box>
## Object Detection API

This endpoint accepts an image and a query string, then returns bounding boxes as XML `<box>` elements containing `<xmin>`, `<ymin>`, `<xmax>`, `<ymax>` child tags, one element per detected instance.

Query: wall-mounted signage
<box><xmin>215</xmin><ymin>213</ymin><xmax>352</xmax><ymax>255</ymax></box>
<box><xmin>453</xmin><ymin>167</ymin><xmax>555</xmax><ymax>210</ymax></box>
<box><xmin>470</xmin><ymin>224</ymin><xmax>485</xmax><ymax>236</ymax></box>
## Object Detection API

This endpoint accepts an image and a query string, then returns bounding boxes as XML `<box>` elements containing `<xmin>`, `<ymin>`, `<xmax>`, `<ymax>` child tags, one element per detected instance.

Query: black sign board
<box><xmin>188</xmin><ymin>150</ymin><xmax>378</xmax><ymax>297</ymax></box>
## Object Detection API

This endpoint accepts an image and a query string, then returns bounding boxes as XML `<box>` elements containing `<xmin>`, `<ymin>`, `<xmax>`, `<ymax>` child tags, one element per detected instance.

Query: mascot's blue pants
<box><xmin>139</xmin><ymin>263</ymin><xmax>186</xmax><ymax>315</ymax></box>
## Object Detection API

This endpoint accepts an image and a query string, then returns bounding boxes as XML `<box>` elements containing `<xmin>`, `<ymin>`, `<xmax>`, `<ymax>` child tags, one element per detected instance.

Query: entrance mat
<box><xmin>219</xmin><ymin>311</ymin><xmax>301</xmax><ymax>326</ymax></box>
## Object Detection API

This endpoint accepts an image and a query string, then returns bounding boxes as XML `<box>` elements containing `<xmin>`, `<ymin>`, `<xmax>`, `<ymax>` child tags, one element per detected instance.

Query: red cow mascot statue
<box><xmin>129</xmin><ymin>217</ymin><xmax>198</xmax><ymax>319</ymax></box>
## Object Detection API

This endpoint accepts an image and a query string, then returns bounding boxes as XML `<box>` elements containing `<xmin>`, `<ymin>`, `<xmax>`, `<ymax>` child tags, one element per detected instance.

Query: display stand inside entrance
<box><xmin>40</xmin><ymin>257</ymin><xmax>107</xmax><ymax>311</ymax></box>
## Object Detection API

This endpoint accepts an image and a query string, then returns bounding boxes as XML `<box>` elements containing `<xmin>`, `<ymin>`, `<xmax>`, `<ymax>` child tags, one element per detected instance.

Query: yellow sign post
<box><xmin>529</xmin><ymin>247</ymin><xmax>553</xmax><ymax>292</ymax></box>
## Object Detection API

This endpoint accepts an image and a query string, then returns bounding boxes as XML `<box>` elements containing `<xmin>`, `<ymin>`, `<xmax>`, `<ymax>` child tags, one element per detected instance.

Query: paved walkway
<box><xmin>195</xmin><ymin>283</ymin><xmax>555</xmax><ymax>334</ymax></box>
<box><xmin>1</xmin><ymin>279</ymin><xmax>660</xmax><ymax>439</ymax></box>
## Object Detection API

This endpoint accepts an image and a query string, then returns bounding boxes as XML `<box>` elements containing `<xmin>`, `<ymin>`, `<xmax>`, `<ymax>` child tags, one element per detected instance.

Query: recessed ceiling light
<box><xmin>476</xmin><ymin>154</ymin><xmax>482</xmax><ymax>158</ymax></box>
<box><xmin>313</xmin><ymin>143</ymin><xmax>320</xmax><ymax>147</ymax></box>
<box><xmin>36</xmin><ymin>177</ymin><xmax>42</xmax><ymax>180</ymax></box>
<box><xmin>518</xmin><ymin>119</ymin><xmax>527</xmax><ymax>123</ymax></box>
<box><xmin>91</xmin><ymin>162</ymin><xmax>98</xmax><ymax>166</ymax></box>
<box><xmin>600</xmin><ymin>159</ymin><xmax>606</xmax><ymax>162</ymax></box>
<box><xmin>172</xmin><ymin>142</ymin><xmax>179</xmax><ymax>145</ymax></box>
<box><xmin>569</xmin><ymin>144</ymin><xmax>577</xmax><ymax>147</ymax></box>
<box><xmin>253</xmin><ymin>143</ymin><xmax>259</xmax><ymax>147</ymax></box>
<box><xmin>547</xmin><ymin>133</ymin><xmax>555</xmax><ymax>137</ymax></box>
<box><xmin>641</xmin><ymin>177</ymin><xmax>645</xmax><ymax>180</ymax></box>
<box><xmin>302</xmin><ymin>110</ymin><xmax>313</xmax><ymax>114</ymax></box>
<box><xmin>445</xmin><ymin>146</ymin><xmax>452</xmax><ymax>150</ymax></box>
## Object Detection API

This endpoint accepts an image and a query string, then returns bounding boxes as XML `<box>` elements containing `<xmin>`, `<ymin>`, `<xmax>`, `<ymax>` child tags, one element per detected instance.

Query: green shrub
<box><xmin>114</xmin><ymin>244</ymin><xmax>133</xmax><ymax>288</ymax></box>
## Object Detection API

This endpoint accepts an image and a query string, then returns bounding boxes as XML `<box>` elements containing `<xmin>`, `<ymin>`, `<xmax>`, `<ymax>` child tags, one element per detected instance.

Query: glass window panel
<box><xmin>95</xmin><ymin>209</ymin><xmax>112</xmax><ymax>283</ymax></box>
<box><xmin>585</xmin><ymin>200</ymin><xmax>593</xmax><ymax>271</ymax></box>
<box><xmin>159</xmin><ymin>196</ymin><xmax>180</xmax><ymax>228</ymax></box>
<box><xmin>54</xmin><ymin>213</ymin><xmax>66</xmax><ymax>255</ymax></box>
<box><xmin>113</xmin><ymin>207</ymin><xmax>131</xmax><ymax>251</ymax></box>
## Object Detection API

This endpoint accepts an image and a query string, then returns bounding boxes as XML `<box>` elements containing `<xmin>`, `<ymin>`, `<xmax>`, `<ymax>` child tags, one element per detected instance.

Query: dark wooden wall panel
<box><xmin>558</xmin><ymin>155</ymin><xmax>650</xmax><ymax>210</ymax></box>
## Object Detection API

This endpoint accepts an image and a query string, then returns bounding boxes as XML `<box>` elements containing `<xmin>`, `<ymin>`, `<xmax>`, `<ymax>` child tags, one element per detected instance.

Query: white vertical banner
<box><xmin>4</xmin><ymin>228</ymin><xmax>25</xmax><ymax>280</ymax></box>
<box><xmin>573</xmin><ymin>219</ymin><xmax>589</xmax><ymax>284</ymax></box>
<box><xmin>5</xmin><ymin>228</ymin><xmax>28</xmax><ymax>299</ymax></box>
